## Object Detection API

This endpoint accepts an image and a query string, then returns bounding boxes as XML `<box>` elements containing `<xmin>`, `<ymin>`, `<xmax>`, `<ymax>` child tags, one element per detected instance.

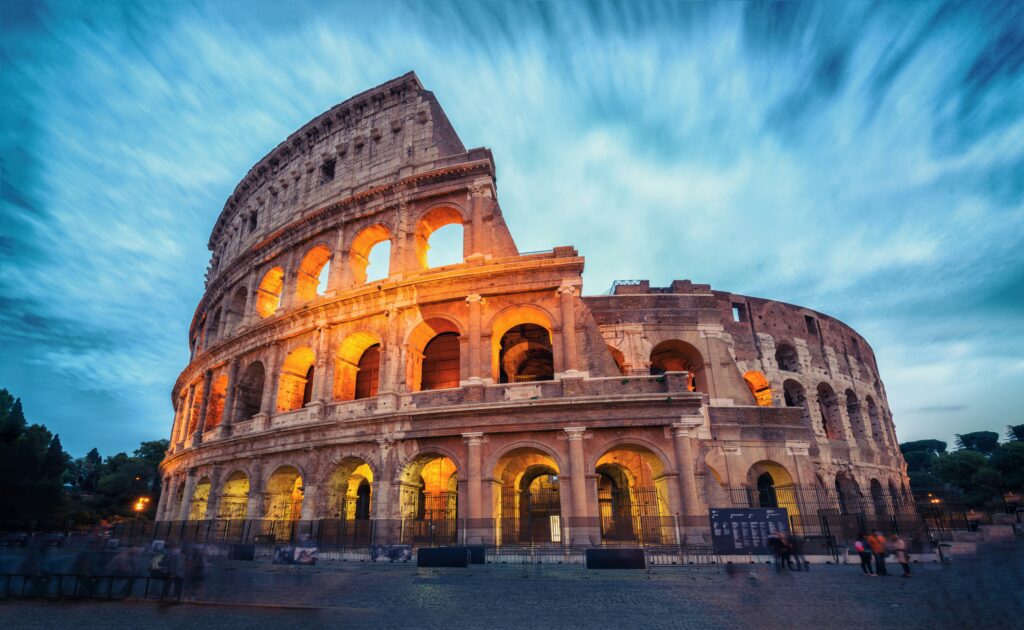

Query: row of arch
<box><xmin>780</xmin><ymin>379</ymin><xmax>894</xmax><ymax>446</ymax></box>
<box><xmin>193</xmin><ymin>207</ymin><xmax>468</xmax><ymax>354</ymax></box>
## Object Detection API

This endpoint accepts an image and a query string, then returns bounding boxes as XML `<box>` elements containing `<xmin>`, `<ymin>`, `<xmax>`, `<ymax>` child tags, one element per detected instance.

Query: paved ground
<box><xmin>3</xmin><ymin>542</ymin><xmax>1022</xmax><ymax>629</ymax></box>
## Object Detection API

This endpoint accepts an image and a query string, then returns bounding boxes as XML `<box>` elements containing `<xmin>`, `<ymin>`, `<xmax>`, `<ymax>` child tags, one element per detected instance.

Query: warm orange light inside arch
<box><xmin>218</xmin><ymin>471</ymin><xmax>250</xmax><ymax>519</ymax></box>
<box><xmin>205</xmin><ymin>373</ymin><xmax>229</xmax><ymax>429</ymax></box>
<box><xmin>335</xmin><ymin>331</ymin><xmax>383</xmax><ymax>401</ymax></box>
<box><xmin>295</xmin><ymin>244</ymin><xmax>332</xmax><ymax>303</ymax></box>
<box><xmin>256</xmin><ymin>267</ymin><xmax>284</xmax><ymax>318</ymax></box>
<box><xmin>349</xmin><ymin>224</ymin><xmax>391</xmax><ymax>285</ymax></box>
<box><xmin>743</xmin><ymin>370</ymin><xmax>773</xmax><ymax>406</ymax></box>
<box><xmin>406</xmin><ymin>318</ymin><xmax>461</xmax><ymax>391</ymax></box>
<box><xmin>277</xmin><ymin>347</ymin><xmax>316</xmax><ymax>412</ymax></box>
<box><xmin>414</xmin><ymin>206</ymin><xmax>465</xmax><ymax>269</ymax></box>
<box><xmin>490</xmin><ymin>306</ymin><xmax>554</xmax><ymax>382</ymax></box>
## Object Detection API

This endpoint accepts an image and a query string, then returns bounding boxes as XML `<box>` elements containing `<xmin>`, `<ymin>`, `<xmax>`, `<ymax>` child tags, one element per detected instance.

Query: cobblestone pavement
<box><xmin>3</xmin><ymin>542</ymin><xmax>1022</xmax><ymax>629</ymax></box>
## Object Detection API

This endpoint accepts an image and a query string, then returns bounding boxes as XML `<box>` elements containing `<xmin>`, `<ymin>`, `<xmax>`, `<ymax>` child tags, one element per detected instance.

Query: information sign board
<box><xmin>709</xmin><ymin>508</ymin><xmax>790</xmax><ymax>555</ymax></box>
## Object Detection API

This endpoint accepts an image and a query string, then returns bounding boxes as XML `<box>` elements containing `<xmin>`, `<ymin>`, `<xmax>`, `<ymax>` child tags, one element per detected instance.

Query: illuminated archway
<box><xmin>607</xmin><ymin>345</ymin><xmax>626</xmax><ymax>375</ymax></box>
<box><xmin>406</xmin><ymin>318</ymin><xmax>462</xmax><ymax>391</ymax></box>
<box><xmin>649</xmin><ymin>340</ymin><xmax>706</xmax><ymax>393</ymax></box>
<box><xmin>746</xmin><ymin>461</ymin><xmax>800</xmax><ymax>527</ymax></box>
<box><xmin>335</xmin><ymin>331</ymin><xmax>382</xmax><ymax>400</ymax></box>
<box><xmin>295</xmin><ymin>244</ymin><xmax>332</xmax><ymax>303</ymax></box>
<box><xmin>595</xmin><ymin>445</ymin><xmax>670</xmax><ymax>544</ymax></box>
<box><xmin>265</xmin><ymin>466</ymin><xmax>304</xmax><ymax>521</ymax></box>
<box><xmin>217</xmin><ymin>471</ymin><xmax>250</xmax><ymax>519</ymax></box>
<box><xmin>188</xmin><ymin>477</ymin><xmax>211</xmax><ymax>521</ymax></box>
<box><xmin>326</xmin><ymin>458</ymin><xmax>375</xmax><ymax>520</ymax></box>
<box><xmin>493</xmin><ymin>447</ymin><xmax>562</xmax><ymax>545</ymax></box>
<box><xmin>234</xmin><ymin>361</ymin><xmax>265</xmax><ymax>421</ymax></box>
<box><xmin>743</xmin><ymin>370</ymin><xmax>773</xmax><ymax>406</ymax></box>
<box><xmin>205</xmin><ymin>373</ymin><xmax>229</xmax><ymax>430</ymax></box>
<box><xmin>414</xmin><ymin>206</ymin><xmax>465</xmax><ymax>269</ymax></box>
<box><xmin>398</xmin><ymin>454</ymin><xmax>458</xmax><ymax>544</ymax></box>
<box><xmin>489</xmin><ymin>305</ymin><xmax>555</xmax><ymax>382</ymax></box>
<box><xmin>349</xmin><ymin>224</ymin><xmax>391</xmax><ymax>285</ymax></box>
<box><xmin>255</xmin><ymin>266</ymin><xmax>284</xmax><ymax>318</ymax></box>
<box><xmin>276</xmin><ymin>347</ymin><xmax>316</xmax><ymax>412</ymax></box>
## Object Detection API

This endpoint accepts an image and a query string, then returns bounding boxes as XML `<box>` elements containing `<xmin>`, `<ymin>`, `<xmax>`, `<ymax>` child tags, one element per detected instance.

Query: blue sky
<box><xmin>2</xmin><ymin>1</ymin><xmax>1022</xmax><ymax>456</ymax></box>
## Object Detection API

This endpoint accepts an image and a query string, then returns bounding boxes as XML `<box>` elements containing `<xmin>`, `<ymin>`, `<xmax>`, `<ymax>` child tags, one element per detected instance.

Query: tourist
<box><xmin>790</xmin><ymin>533</ymin><xmax>809</xmax><ymax>571</ymax></box>
<box><xmin>868</xmin><ymin>530</ymin><xmax>888</xmax><ymax>576</ymax></box>
<box><xmin>768</xmin><ymin>531</ymin><xmax>787</xmax><ymax>571</ymax></box>
<box><xmin>183</xmin><ymin>543</ymin><xmax>209</xmax><ymax>602</ymax></box>
<box><xmin>854</xmin><ymin>533</ymin><xmax>874</xmax><ymax>576</ymax></box>
<box><xmin>889</xmin><ymin>534</ymin><xmax>911</xmax><ymax>577</ymax></box>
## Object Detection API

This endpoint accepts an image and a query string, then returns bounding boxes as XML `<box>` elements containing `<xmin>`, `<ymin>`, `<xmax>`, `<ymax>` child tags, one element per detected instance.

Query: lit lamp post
<box><xmin>134</xmin><ymin>496</ymin><xmax>151</xmax><ymax>520</ymax></box>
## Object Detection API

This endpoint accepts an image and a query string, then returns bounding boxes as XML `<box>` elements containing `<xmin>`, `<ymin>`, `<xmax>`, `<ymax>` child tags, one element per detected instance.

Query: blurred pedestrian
<box><xmin>790</xmin><ymin>533</ymin><xmax>809</xmax><ymax>571</ymax></box>
<box><xmin>106</xmin><ymin>546</ymin><xmax>141</xmax><ymax>597</ymax></box>
<box><xmin>889</xmin><ymin>534</ymin><xmax>911</xmax><ymax>577</ymax></box>
<box><xmin>150</xmin><ymin>542</ymin><xmax>181</xmax><ymax>601</ymax></box>
<box><xmin>854</xmin><ymin>533</ymin><xmax>874</xmax><ymax>576</ymax></box>
<box><xmin>768</xmin><ymin>531</ymin><xmax>786</xmax><ymax>572</ymax></box>
<box><xmin>183</xmin><ymin>544</ymin><xmax>209</xmax><ymax>602</ymax></box>
<box><xmin>868</xmin><ymin>530</ymin><xmax>888</xmax><ymax>576</ymax></box>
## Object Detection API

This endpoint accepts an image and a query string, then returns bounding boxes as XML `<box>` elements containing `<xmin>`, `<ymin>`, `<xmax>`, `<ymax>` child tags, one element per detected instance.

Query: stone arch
<box><xmin>205</xmin><ymin>373</ymin><xmax>229</xmax><ymax>430</ymax></box>
<box><xmin>782</xmin><ymin>379</ymin><xmax>811</xmax><ymax>427</ymax></box>
<box><xmin>325</xmin><ymin>456</ymin><xmax>375</xmax><ymax>521</ymax></box>
<box><xmin>649</xmin><ymin>339</ymin><xmax>707</xmax><ymax>394</ymax></box>
<box><xmin>405</xmin><ymin>317</ymin><xmax>463</xmax><ymax>392</ymax></box>
<box><xmin>397</xmin><ymin>451</ymin><xmax>460</xmax><ymax>544</ymax></box>
<box><xmin>234</xmin><ymin>361</ymin><xmax>265</xmax><ymax>421</ymax></box>
<box><xmin>743</xmin><ymin>370</ymin><xmax>773</xmax><ymax>406</ymax></box>
<box><xmin>607</xmin><ymin>345</ymin><xmax>626</xmax><ymax>375</ymax></box>
<box><xmin>594</xmin><ymin>443</ymin><xmax>671</xmax><ymax>544</ymax></box>
<box><xmin>276</xmin><ymin>347</ymin><xmax>316</xmax><ymax>412</ymax></box>
<box><xmin>224</xmin><ymin>285</ymin><xmax>247</xmax><ymax>335</ymax></box>
<box><xmin>834</xmin><ymin>471</ymin><xmax>862</xmax><ymax>514</ymax></box>
<box><xmin>295</xmin><ymin>243</ymin><xmax>332</xmax><ymax>303</ymax></box>
<box><xmin>486</xmin><ymin>441</ymin><xmax>565</xmax><ymax>479</ymax></box>
<box><xmin>775</xmin><ymin>342</ymin><xmax>800</xmax><ymax>372</ymax></box>
<box><xmin>746</xmin><ymin>461</ymin><xmax>800</xmax><ymax>521</ymax></box>
<box><xmin>264</xmin><ymin>465</ymin><xmax>304</xmax><ymax>521</ymax></box>
<box><xmin>489</xmin><ymin>304</ymin><xmax>556</xmax><ymax>383</ymax></box>
<box><xmin>256</xmin><ymin>266</ymin><xmax>285</xmax><ymax>318</ymax></box>
<box><xmin>335</xmin><ymin>330</ymin><xmax>383</xmax><ymax>400</ymax></box>
<box><xmin>349</xmin><ymin>224</ymin><xmax>391</xmax><ymax>285</ymax></box>
<box><xmin>492</xmin><ymin>446</ymin><xmax>562</xmax><ymax>544</ymax></box>
<box><xmin>845</xmin><ymin>389</ymin><xmax>867</xmax><ymax>440</ymax></box>
<box><xmin>865</xmin><ymin>396</ymin><xmax>884</xmax><ymax>444</ymax></box>
<box><xmin>206</xmin><ymin>306</ymin><xmax>223</xmax><ymax>345</ymax></box>
<box><xmin>217</xmin><ymin>470</ymin><xmax>250</xmax><ymax>519</ymax></box>
<box><xmin>870</xmin><ymin>478</ymin><xmax>889</xmax><ymax>518</ymax></box>
<box><xmin>414</xmin><ymin>205</ymin><xmax>466</xmax><ymax>269</ymax></box>
<box><xmin>816</xmin><ymin>382</ymin><xmax>844</xmax><ymax>440</ymax></box>
<box><xmin>188</xmin><ymin>476</ymin><xmax>212</xmax><ymax>520</ymax></box>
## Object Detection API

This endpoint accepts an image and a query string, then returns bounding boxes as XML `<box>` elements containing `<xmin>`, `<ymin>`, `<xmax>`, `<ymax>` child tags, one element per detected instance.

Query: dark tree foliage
<box><xmin>899</xmin><ymin>439</ymin><xmax>947</xmax><ymax>455</ymax></box>
<box><xmin>1007</xmin><ymin>424</ymin><xmax>1024</xmax><ymax>442</ymax></box>
<box><xmin>955</xmin><ymin>431</ymin><xmax>1000</xmax><ymax>455</ymax></box>
<box><xmin>903</xmin><ymin>450</ymin><xmax>936</xmax><ymax>472</ymax></box>
<box><xmin>0</xmin><ymin>389</ymin><xmax>68</xmax><ymax>530</ymax></box>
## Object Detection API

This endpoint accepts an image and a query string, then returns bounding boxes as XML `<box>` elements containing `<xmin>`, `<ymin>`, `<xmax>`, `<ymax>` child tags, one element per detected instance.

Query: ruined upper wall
<box><xmin>206</xmin><ymin>72</ymin><xmax>468</xmax><ymax>275</ymax></box>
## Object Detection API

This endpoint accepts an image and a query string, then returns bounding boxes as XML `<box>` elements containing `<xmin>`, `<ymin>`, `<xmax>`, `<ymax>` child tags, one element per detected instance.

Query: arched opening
<box><xmin>834</xmin><ymin>472</ymin><xmax>861</xmax><ymax>515</ymax></box>
<box><xmin>224</xmin><ymin>286</ymin><xmax>247</xmax><ymax>335</ymax></box>
<box><xmin>234</xmin><ymin>362</ymin><xmax>265</xmax><ymax>421</ymax></box>
<box><xmin>887</xmin><ymin>480</ymin><xmax>903</xmax><ymax>511</ymax></box>
<box><xmin>595</xmin><ymin>445</ymin><xmax>670</xmax><ymax>544</ymax></box>
<box><xmin>607</xmin><ymin>345</ymin><xmax>626</xmax><ymax>375</ymax></box>
<box><xmin>870</xmin><ymin>478</ymin><xmax>889</xmax><ymax>520</ymax></box>
<box><xmin>276</xmin><ymin>347</ymin><xmax>316</xmax><ymax>412</ymax></box>
<box><xmin>218</xmin><ymin>471</ymin><xmax>250</xmax><ymax>519</ymax></box>
<box><xmin>256</xmin><ymin>267</ymin><xmax>285</xmax><ymax>318</ymax></box>
<box><xmin>399</xmin><ymin>454</ymin><xmax>458</xmax><ymax>545</ymax></box>
<box><xmin>649</xmin><ymin>340</ymin><xmax>706</xmax><ymax>393</ymax></box>
<box><xmin>498</xmin><ymin>324</ymin><xmax>554</xmax><ymax>383</ymax></box>
<box><xmin>324</xmin><ymin>458</ymin><xmax>374</xmax><ymax>545</ymax></box>
<box><xmin>207</xmin><ymin>307</ymin><xmax>222</xmax><ymax>345</ymax></box>
<box><xmin>205</xmin><ymin>373</ymin><xmax>229</xmax><ymax>430</ymax></box>
<box><xmin>295</xmin><ymin>244</ymin><xmax>332</xmax><ymax>303</ymax></box>
<box><xmin>335</xmin><ymin>332</ymin><xmax>382</xmax><ymax>401</ymax></box>
<box><xmin>746</xmin><ymin>461</ymin><xmax>800</xmax><ymax>528</ymax></box>
<box><xmin>414</xmin><ymin>206</ymin><xmax>465</xmax><ymax>269</ymax></box>
<box><xmin>350</xmin><ymin>224</ymin><xmax>391</xmax><ymax>285</ymax></box>
<box><xmin>265</xmin><ymin>466</ymin><xmax>304</xmax><ymax>521</ymax></box>
<box><xmin>775</xmin><ymin>343</ymin><xmax>800</xmax><ymax>372</ymax></box>
<box><xmin>188</xmin><ymin>477</ymin><xmax>211</xmax><ymax>521</ymax></box>
<box><xmin>406</xmin><ymin>318</ymin><xmax>461</xmax><ymax>392</ymax></box>
<box><xmin>185</xmin><ymin>380</ymin><xmax>205</xmax><ymax>436</ymax></box>
<box><xmin>743</xmin><ymin>370</ymin><xmax>773</xmax><ymax>406</ymax></box>
<box><xmin>493</xmin><ymin>448</ymin><xmax>562</xmax><ymax>545</ymax></box>
<box><xmin>865</xmin><ymin>396</ymin><xmax>884</xmax><ymax>444</ymax></box>
<box><xmin>783</xmin><ymin>379</ymin><xmax>811</xmax><ymax>427</ymax></box>
<box><xmin>816</xmin><ymin>383</ymin><xmax>844</xmax><ymax>440</ymax></box>
<box><xmin>489</xmin><ymin>306</ymin><xmax>555</xmax><ymax>382</ymax></box>
<box><xmin>845</xmin><ymin>389</ymin><xmax>867</xmax><ymax>440</ymax></box>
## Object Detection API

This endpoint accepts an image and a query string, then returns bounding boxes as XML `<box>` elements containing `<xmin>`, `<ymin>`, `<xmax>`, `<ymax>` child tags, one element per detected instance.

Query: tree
<box><xmin>0</xmin><ymin>389</ymin><xmax>69</xmax><ymax>529</ymax></box>
<box><xmin>931</xmin><ymin>451</ymin><xmax>988</xmax><ymax>491</ymax></box>
<box><xmin>899</xmin><ymin>440</ymin><xmax>947</xmax><ymax>455</ymax></box>
<box><xmin>1007</xmin><ymin>424</ymin><xmax>1024</xmax><ymax>442</ymax></box>
<box><xmin>991</xmin><ymin>441</ymin><xmax>1024</xmax><ymax>492</ymax></box>
<box><xmin>903</xmin><ymin>450</ymin><xmax>936</xmax><ymax>472</ymax></box>
<box><xmin>955</xmin><ymin>431</ymin><xmax>1000</xmax><ymax>455</ymax></box>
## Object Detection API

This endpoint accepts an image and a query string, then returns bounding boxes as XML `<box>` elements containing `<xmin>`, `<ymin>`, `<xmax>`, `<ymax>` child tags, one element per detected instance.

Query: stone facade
<box><xmin>158</xmin><ymin>73</ymin><xmax>908</xmax><ymax>545</ymax></box>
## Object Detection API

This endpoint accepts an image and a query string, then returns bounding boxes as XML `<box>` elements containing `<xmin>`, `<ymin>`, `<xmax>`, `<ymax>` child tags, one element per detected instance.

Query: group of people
<box><xmin>854</xmin><ymin>531</ymin><xmax>911</xmax><ymax>577</ymax></box>
<box><xmin>767</xmin><ymin>531</ymin><xmax>809</xmax><ymax>571</ymax></box>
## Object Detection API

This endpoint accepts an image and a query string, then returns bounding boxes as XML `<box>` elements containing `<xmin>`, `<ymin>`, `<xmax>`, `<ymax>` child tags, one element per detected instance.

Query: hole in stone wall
<box><xmin>365</xmin><ymin>240</ymin><xmax>391</xmax><ymax>282</ymax></box>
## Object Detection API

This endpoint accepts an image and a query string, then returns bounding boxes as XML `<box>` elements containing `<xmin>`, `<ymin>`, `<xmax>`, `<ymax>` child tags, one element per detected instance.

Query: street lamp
<box><xmin>134</xmin><ymin>496</ymin><xmax>151</xmax><ymax>519</ymax></box>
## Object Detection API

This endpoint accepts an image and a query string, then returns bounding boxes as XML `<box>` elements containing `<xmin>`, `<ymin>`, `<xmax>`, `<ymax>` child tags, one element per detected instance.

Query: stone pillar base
<box><xmin>252</xmin><ymin>412</ymin><xmax>270</xmax><ymax>431</ymax></box>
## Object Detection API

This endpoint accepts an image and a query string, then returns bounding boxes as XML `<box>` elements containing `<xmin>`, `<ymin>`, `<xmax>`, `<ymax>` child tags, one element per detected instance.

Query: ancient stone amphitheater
<box><xmin>157</xmin><ymin>73</ymin><xmax>910</xmax><ymax>548</ymax></box>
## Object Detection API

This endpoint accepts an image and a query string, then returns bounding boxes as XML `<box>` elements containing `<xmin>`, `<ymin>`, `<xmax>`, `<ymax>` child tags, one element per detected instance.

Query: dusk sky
<box><xmin>2</xmin><ymin>1</ymin><xmax>1022</xmax><ymax>457</ymax></box>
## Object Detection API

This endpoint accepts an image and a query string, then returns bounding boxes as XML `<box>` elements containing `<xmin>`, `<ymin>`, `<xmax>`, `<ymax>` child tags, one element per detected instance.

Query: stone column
<box><xmin>204</xmin><ymin>469</ymin><xmax>223</xmax><ymax>520</ymax></box>
<box><xmin>255</xmin><ymin>344</ymin><xmax>281</xmax><ymax>428</ymax></box>
<box><xmin>218</xmin><ymin>359</ymin><xmax>240</xmax><ymax>438</ymax></box>
<box><xmin>558</xmin><ymin>285</ymin><xmax>580</xmax><ymax>375</ymax></box>
<box><xmin>468</xmin><ymin>184</ymin><xmax>489</xmax><ymax>259</ymax></box>
<box><xmin>192</xmin><ymin>370</ymin><xmax>214</xmax><ymax>443</ymax></box>
<box><xmin>177</xmin><ymin>385</ymin><xmax>196</xmax><ymax>450</ymax></box>
<box><xmin>300</xmin><ymin>483</ymin><xmax>318</xmax><ymax>521</ymax></box>
<box><xmin>177</xmin><ymin>471</ymin><xmax>199</xmax><ymax>521</ymax></box>
<box><xmin>463</xmin><ymin>432</ymin><xmax>484</xmax><ymax>542</ymax></box>
<box><xmin>564</xmin><ymin>427</ymin><xmax>591</xmax><ymax>543</ymax></box>
<box><xmin>672</xmin><ymin>421</ymin><xmax>703</xmax><ymax>527</ymax></box>
<box><xmin>155</xmin><ymin>475</ymin><xmax>171</xmax><ymax>520</ymax></box>
<box><xmin>466</xmin><ymin>294</ymin><xmax>484</xmax><ymax>382</ymax></box>
<box><xmin>168</xmin><ymin>399</ymin><xmax>184</xmax><ymax>452</ymax></box>
<box><xmin>326</xmin><ymin>225</ymin><xmax>346</xmax><ymax>294</ymax></box>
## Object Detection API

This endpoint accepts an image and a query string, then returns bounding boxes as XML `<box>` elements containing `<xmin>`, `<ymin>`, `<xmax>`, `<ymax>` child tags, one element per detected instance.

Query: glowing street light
<box><xmin>134</xmin><ymin>496</ymin><xmax>151</xmax><ymax>516</ymax></box>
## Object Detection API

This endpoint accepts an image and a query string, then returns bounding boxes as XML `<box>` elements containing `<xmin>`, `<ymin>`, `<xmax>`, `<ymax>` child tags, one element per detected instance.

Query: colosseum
<box><xmin>156</xmin><ymin>73</ymin><xmax>912</xmax><ymax>551</ymax></box>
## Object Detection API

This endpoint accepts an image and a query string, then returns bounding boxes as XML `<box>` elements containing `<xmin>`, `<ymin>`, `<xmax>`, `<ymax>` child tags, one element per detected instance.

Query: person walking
<box><xmin>889</xmin><ymin>534</ymin><xmax>911</xmax><ymax>577</ymax></box>
<box><xmin>791</xmin><ymin>533</ymin><xmax>809</xmax><ymax>571</ymax></box>
<box><xmin>854</xmin><ymin>533</ymin><xmax>874</xmax><ymax>576</ymax></box>
<box><xmin>868</xmin><ymin>530</ymin><xmax>888</xmax><ymax>576</ymax></box>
